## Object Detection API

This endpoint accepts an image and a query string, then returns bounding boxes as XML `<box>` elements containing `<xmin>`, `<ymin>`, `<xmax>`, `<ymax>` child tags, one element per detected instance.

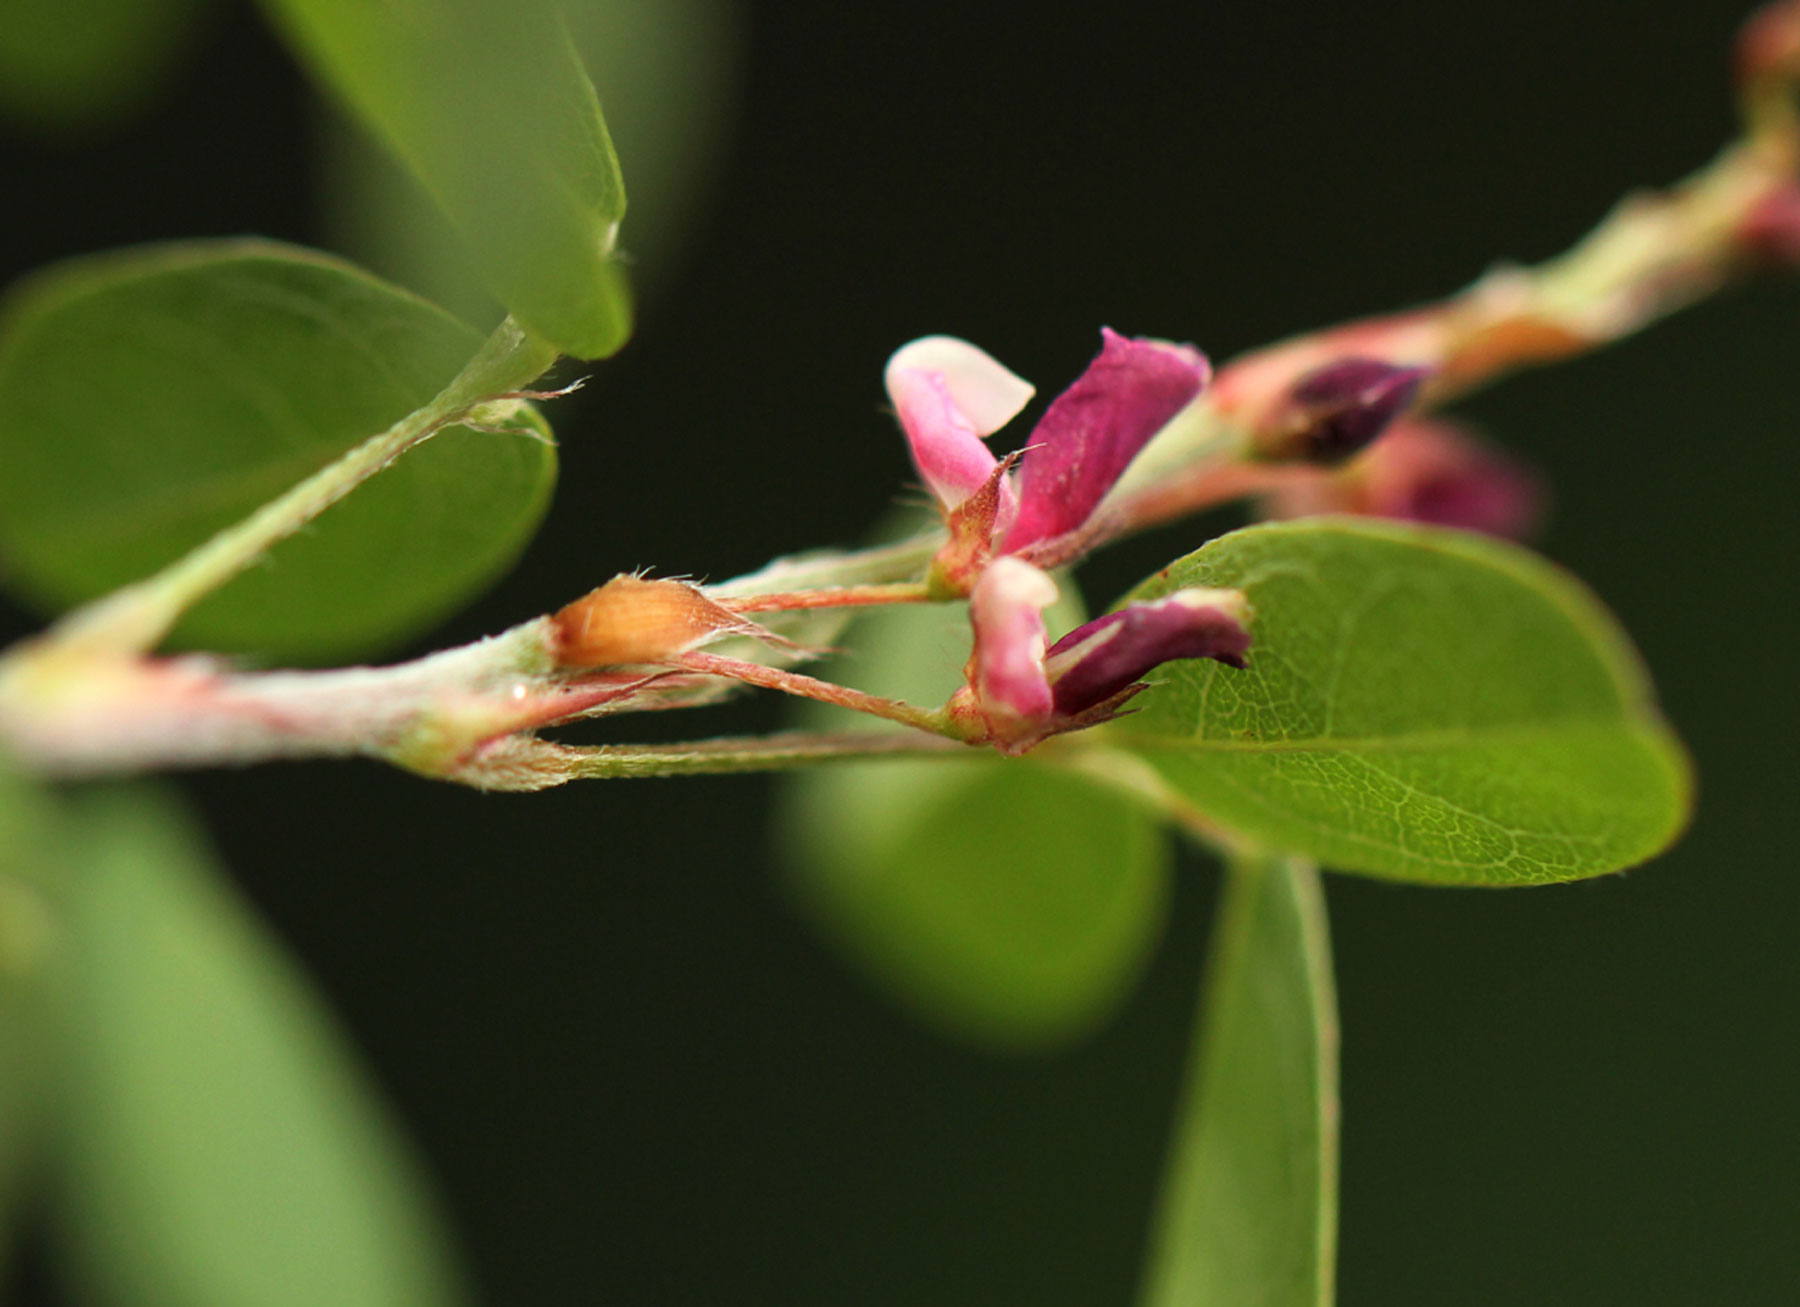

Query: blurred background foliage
<box><xmin>0</xmin><ymin>0</ymin><xmax>1794</xmax><ymax>1303</ymax></box>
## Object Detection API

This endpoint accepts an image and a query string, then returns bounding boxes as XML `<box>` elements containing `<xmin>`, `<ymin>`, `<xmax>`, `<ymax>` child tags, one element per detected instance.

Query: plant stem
<box><xmin>673</xmin><ymin>651</ymin><xmax>961</xmax><ymax>737</ymax></box>
<box><xmin>722</xmin><ymin>582</ymin><xmax>933</xmax><ymax>613</ymax></box>
<box><xmin>553</xmin><ymin>729</ymin><xmax>969</xmax><ymax>781</ymax></box>
<box><xmin>1137</xmin><ymin>847</ymin><xmax>1339</xmax><ymax>1307</ymax></box>
<box><xmin>43</xmin><ymin>316</ymin><xmax>561</xmax><ymax>655</ymax></box>
<box><xmin>707</xmin><ymin>533</ymin><xmax>946</xmax><ymax>598</ymax></box>
<box><xmin>1109</xmin><ymin>132</ymin><xmax>1798</xmax><ymax>536</ymax></box>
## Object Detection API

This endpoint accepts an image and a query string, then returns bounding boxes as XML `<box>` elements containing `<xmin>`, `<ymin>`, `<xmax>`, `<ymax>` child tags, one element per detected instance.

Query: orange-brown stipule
<box><xmin>552</xmin><ymin>576</ymin><xmax>757</xmax><ymax>668</ymax></box>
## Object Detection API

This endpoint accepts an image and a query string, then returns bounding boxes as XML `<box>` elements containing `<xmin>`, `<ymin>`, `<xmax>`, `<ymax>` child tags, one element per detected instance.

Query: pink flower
<box><xmin>956</xmin><ymin>557</ymin><xmax>1252</xmax><ymax>754</ymax></box>
<box><xmin>886</xmin><ymin>328</ymin><xmax>1210</xmax><ymax>589</ymax></box>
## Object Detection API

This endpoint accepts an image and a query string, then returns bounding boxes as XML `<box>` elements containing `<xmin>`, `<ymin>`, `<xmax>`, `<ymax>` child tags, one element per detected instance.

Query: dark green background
<box><xmin>2</xmin><ymin>1</ymin><xmax>1795</xmax><ymax>1302</ymax></box>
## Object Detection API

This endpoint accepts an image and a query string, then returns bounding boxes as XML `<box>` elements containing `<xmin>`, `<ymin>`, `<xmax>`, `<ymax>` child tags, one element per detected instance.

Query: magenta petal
<box><xmin>1002</xmin><ymin>329</ymin><xmax>1210</xmax><ymax>550</ymax></box>
<box><xmin>969</xmin><ymin>558</ymin><xmax>1058</xmax><ymax>728</ymax></box>
<box><xmin>1043</xmin><ymin>589</ymin><xmax>1251</xmax><ymax>717</ymax></box>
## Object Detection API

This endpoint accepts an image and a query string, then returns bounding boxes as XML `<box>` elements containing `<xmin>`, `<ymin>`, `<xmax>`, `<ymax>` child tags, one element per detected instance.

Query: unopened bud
<box><xmin>1259</xmin><ymin>419</ymin><xmax>1543</xmax><ymax>541</ymax></box>
<box><xmin>1042</xmin><ymin>588</ymin><xmax>1252</xmax><ymax>719</ymax></box>
<box><xmin>1254</xmin><ymin>358</ymin><xmax>1428</xmax><ymax>465</ymax></box>
<box><xmin>552</xmin><ymin>576</ymin><xmax>772</xmax><ymax>668</ymax></box>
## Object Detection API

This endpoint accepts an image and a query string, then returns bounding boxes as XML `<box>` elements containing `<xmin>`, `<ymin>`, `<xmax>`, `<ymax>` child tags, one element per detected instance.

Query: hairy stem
<box><xmin>1109</xmin><ymin>130</ymin><xmax>1798</xmax><ymax>533</ymax></box>
<box><xmin>553</xmin><ymin>730</ymin><xmax>969</xmax><ymax>781</ymax></box>
<box><xmin>673</xmin><ymin>651</ymin><xmax>960</xmax><ymax>737</ymax></box>
<box><xmin>723</xmin><ymin>582</ymin><xmax>933</xmax><ymax>613</ymax></box>
<box><xmin>42</xmin><ymin>316</ymin><xmax>561</xmax><ymax>655</ymax></box>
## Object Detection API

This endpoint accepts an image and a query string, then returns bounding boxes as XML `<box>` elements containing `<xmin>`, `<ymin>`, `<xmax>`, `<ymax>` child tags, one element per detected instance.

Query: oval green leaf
<box><xmin>320</xmin><ymin>0</ymin><xmax>737</xmax><ymax>328</ymax></box>
<box><xmin>781</xmin><ymin>594</ymin><xmax>1170</xmax><ymax>1049</ymax></box>
<box><xmin>260</xmin><ymin>0</ymin><xmax>632</xmax><ymax>359</ymax></box>
<box><xmin>50</xmin><ymin>787</ymin><xmax>466</xmax><ymax>1307</ymax></box>
<box><xmin>0</xmin><ymin>240</ymin><xmax>556</xmax><ymax>662</ymax></box>
<box><xmin>1138</xmin><ymin>852</ymin><xmax>1338</xmax><ymax>1307</ymax></box>
<box><xmin>1111</xmin><ymin>519</ymin><xmax>1691</xmax><ymax>885</ymax></box>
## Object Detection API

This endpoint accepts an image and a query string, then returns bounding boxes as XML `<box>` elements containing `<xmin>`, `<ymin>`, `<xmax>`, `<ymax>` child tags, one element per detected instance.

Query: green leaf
<box><xmin>260</xmin><ymin>0</ymin><xmax>632</xmax><ymax>359</ymax></box>
<box><xmin>1112</xmin><ymin>519</ymin><xmax>1691</xmax><ymax>885</ymax></box>
<box><xmin>781</xmin><ymin>594</ymin><xmax>1170</xmax><ymax>1049</ymax></box>
<box><xmin>0</xmin><ymin>759</ymin><xmax>60</xmax><ymax>1276</ymax></box>
<box><xmin>319</xmin><ymin>0</ymin><xmax>738</xmax><ymax>326</ymax></box>
<box><xmin>1138</xmin><ymin>851</ymin><xmax>1337</xmax><ymax>1307</ymax></box>
<box><xmin>0</xmin><ymin>240</ymin><xmax>556</xmax><ymax>662</ymax></box>
<box><xmin>50</xmin><ymin>786</ymin><xmax>466</xmax><ymax>1307</ymax></box>
<box><xmin>0</xmin><ymin>0</ymin><xmax>210</xmax><ymax>130</ymax></box>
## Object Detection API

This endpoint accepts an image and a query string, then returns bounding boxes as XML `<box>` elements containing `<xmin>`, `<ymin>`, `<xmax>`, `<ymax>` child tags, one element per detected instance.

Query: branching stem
<box><xmin>42</xmin><ymin>316</ymin><xmax>561</xmax><ymax>656</ymax></box>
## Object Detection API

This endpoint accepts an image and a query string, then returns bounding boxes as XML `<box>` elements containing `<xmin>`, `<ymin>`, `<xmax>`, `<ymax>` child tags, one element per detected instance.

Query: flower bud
<box><xmin>1259</xmin><ymin>419</ymin><xmax>1542</xmax><ymax>541</ymax></box>
<box><xmin>552</xmin><ymin>576</ymin><xmax>773</xmax><ymax>668</ymax></box>
<box><xmin>1253</xmin><ymin>357</ymin><xmax>1428</xmax><ymax>465</ymax></box>
<box><xmin>1043</xmin><ymin>589</ymin><xmax>1252</xmax><ymax>719</ymax></box>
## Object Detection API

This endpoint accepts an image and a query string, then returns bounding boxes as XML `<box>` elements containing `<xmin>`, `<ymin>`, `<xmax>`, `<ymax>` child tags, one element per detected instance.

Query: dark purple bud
<box><xmin>1364</xmin><ymin>422</ymin><xmax>1543</xmax><ymax>539</ymax></box>
<box><xmin>1042</xmin><ymin>589</ymin><xmax>1252</xmax><ymax>718</ymax></box>
<box><xmin>1259</xmin><ymin>357</ymin><xmax>1428</xmax><ymax>465</ymax></box>
<box><xmin>1257</xmin><ymin>418</ymin><xmax>1544</xmax><ymax>541</ymax></box>
<box><xmin>1001</xmin><ymin>329</ymin><xmax>1210</xmax><ymax>551</ymax></box>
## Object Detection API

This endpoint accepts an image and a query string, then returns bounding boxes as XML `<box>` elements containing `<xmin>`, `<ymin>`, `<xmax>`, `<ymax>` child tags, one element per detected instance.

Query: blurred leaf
<box><xmin>1138</xmin><ymin>851</ymin><xmax>1337</xmax><ymax>1307</ymax></box>
<box><xmin>51</xmin><ymin>786</ymin><xmax>466</xmax><ymax>1307</ymax></box>
<box><xmin>0</xmin><ymin>758</ymin><xmax>60</xmax><ymax>1277</ymax></box>
<box><xmin>260</xmin><ymin>0</ymin><xmax>632</xmax><ymax>358</ymax></box>
<box><xmin>320</xmin><ymin>0</ymin><xmax>741</xmax><ymax>325</ymax></box>
<box><xmin>1112</xmin><ymin>519</ymin><xmax>1691</xmax><ymax>885</ymax></box>
<box><xmin>0</xmin><ymin>0</ymin><xmax>210</xmax><ymax>131</ymax></box>
<box><xmin>782</xmin><ymin>594</ymin><xmax>1170</xmax><ymax>1049</ymax></box>
<box><xmin>0</xmin><ymin>240</ymin><xmax>556</xmax><ymax>662</ymax></box>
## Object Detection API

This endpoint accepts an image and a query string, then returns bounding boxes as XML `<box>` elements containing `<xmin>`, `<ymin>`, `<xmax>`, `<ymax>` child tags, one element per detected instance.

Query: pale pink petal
<box><xmin>1004</xmin><ymin>329</ymin><xmax>1210</xmax><ymax>550</ymax></box>
<box><xmin>885</xmin><ymin>337</ymin><xmax>1035</xmax><ymax>511</ymax></box>
<box><xmin>968</xmin><ymin>557</ymin><xmax>1058</xmax><ymax>729</ymax></box>
<box><xmin>886</xmin><ymin>368</ymin><xmax>1004</xmax><ymax>508</ymax></box>
<box><xmin>885</xmin><ymin>336</ymin><xmax>1036</xmax><ymax>435</ymax></box>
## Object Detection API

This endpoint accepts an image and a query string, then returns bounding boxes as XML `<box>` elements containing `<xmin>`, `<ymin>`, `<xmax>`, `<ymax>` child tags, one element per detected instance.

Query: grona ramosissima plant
<box><xmin>0</xmin><ymin>2</ymin><xmax>1795</xmax><ymax>1304</ymax></box>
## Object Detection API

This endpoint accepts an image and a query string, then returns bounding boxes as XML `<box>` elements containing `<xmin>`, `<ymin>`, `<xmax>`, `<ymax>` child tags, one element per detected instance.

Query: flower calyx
<box><xmin>551</xmin><ymin>574</ymin><xmax>791</xmax><ymax>669</ymax></box>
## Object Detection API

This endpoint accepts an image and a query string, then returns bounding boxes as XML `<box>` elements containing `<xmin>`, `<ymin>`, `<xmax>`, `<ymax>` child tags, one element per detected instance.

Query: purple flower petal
<box><xmin>1002</xmin><ymin>329</ymin><xmax>1210</xmax><ymax>551</ymax></box>
<box><xmin>1043</xmin><ymin>588</ymin><xmax>1251</xmax><ymax>717</ymax></box>
<box><xmin>968</xmin><ymin>558</ymin><xmax>1058</xmax><ymax>730</ymax></box>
